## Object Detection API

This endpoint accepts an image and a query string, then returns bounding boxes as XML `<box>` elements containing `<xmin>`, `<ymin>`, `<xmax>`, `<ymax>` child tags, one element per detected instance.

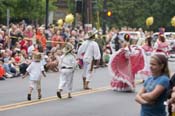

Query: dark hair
<box><xmin>146</xmin><ymin>37</ymin><xmax>152</xmax><ymax>47</ymax></box>
<box><xmin>124</xmin><ymin>34</ymin><xmax>130</xmax><ymax>42</ymax></box>
<box><xmin>159</xmin><ymin>35</ymin><xmax>165</xmax><ymax>42</ymax></box>
<box><xmin>11</xmin><ymin>52</ymin><xmax>17</xmax><ymax>57</ymax></box>
<box><xmin>0</xmin><ymin>58</ymin><xmax>4</xmax><ymax>63</ymax></box>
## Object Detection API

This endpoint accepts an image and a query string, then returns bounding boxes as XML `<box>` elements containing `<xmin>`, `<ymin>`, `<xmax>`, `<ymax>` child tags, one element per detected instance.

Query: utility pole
<box><xmin>75</xmin><ymin>0</ymin><xmax>83</xmax><ymax>27</ymax></box>
<box><xmin>7</xmin><ymin>9</ymin><xmax>10</xmax><ymax>29</ymax></box>
<box><xmin>89</xmin><ymin>0</ymin><xmax>92</xmax><ymax>24</ymax></box>
<box><xmin>102</xmin><ymin>0</ymin><xmax>107</xmax><ymax>35</ymax></box>
<box><xmin>87</xmin><ymin>0</ymin><xmax>90</xmax><ymax>24</ymax></box>
<box><xmin>83</xmin><ymin>0</ymin><xmax>92</xmax><ymax>24</ymax></box>
<box><xmin>82</xmin><ymin>0</ymin><xmax>86</xmax><ymax>27</ymax></box>
<box><xmin>45</xmin><ymin>0</ymin><xmax>49</xmax><ymax>29</ymax></box>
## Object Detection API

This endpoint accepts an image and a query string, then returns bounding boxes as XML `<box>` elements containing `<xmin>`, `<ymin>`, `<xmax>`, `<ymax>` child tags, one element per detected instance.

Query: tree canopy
<box><xmin>0</xmin><ymin>0</ymin><xmax>175</xmax><ymax>31</ymax></box>
<box><xmin>101</xmin><ymin>0</ymin><xmax>175</xmax><ymax>31</ymax></box>
<box><xmin>0</xmin><ymin>0</ymin><xmax>56</xmax><ymax>24</ymax></box>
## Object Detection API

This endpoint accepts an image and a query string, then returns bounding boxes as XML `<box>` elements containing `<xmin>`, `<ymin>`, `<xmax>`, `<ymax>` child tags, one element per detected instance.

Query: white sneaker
<box><xmin>5</xmin><ymin>73</ymin><xmax>13</xmax><ymax>78</ymax></box>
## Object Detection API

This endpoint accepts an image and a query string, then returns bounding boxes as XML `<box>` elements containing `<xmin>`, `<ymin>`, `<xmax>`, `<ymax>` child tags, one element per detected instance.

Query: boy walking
<box><xmin>23</xmin><ymin>52</ymin><xmax>46</xmax><ymax>100</ymax></box>
<box><xmin>56</xmin><ymin>43</ymin><xmax>77</xmax><ymax>99</ymax></box>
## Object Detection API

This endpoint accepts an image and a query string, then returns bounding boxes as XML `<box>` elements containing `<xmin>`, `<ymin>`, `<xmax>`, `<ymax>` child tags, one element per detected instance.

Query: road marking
<box><xmin>0</xmin><ymin>86</ymin><xmax>110</xmax><ymax>111</ymax></box>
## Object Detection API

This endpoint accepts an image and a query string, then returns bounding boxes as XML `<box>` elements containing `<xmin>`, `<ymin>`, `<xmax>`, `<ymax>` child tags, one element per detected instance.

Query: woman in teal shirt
<box><xmin>135</xmin><ymin>53</ymin><xmax>170</xmax><ymax>116</ymax></box>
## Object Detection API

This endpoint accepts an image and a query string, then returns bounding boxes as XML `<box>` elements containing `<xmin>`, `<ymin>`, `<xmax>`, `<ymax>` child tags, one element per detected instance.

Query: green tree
<box><xmin>0</xmin><ymin>0</ymin><xmax>57</xmax><ymax>24</ymax></box>
<box><xmin>91</xmin><ymin>0</ymin><xmax>175</xmax><ymax>31</ymax></box>
<box><xmin>67</xmin><ymin>0</ymin><xmax>75</xmax><ymax>13</ymax></box>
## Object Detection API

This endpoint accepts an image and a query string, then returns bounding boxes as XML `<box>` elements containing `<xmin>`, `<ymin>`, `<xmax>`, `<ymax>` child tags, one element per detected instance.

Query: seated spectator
<box><xmin>0</xmin><ymin>60</ymin><xmax>6</xmax><ymax>80</ymax></box>
<box><xmin>11</xmin><ymin>51</ymin><xmax>29</xmax><ymax>76</ymax></box>
<box><xmin>1</xmin><ymin>52</ymin><xmax>14</xmax><ymax>78</ymax></box>
<box><xmin>19</xmin><ymin>52</ymin><xmax>30</xmax><ymax>75</ymax></box>
<box><xmin>11</xmin><ymin>52</ymin><xmax>20</xmax><ymax>73</ymax></box>
<box><xmin>19</xmin><ymin>39</ymin><xmax>28</xmax><ymax>54</ymax></box>
<box><xmin>21</xmin><ymin>49</ymin><xmax>28</xmax><ymax>59</ymax></box>
<box><xmin>44</xmin><ymin>51</ymin><xmax>58</xmax><ymax>72</ymax></box>
<box><xmin>0</xmin><ymin>30</ymin><xmax>5</xmax><ymax>44</ymax></box>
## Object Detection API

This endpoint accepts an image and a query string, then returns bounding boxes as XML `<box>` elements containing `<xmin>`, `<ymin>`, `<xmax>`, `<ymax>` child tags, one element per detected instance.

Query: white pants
<box><xmin>58</xmin><ymin>69</ymin><xmax>74</xmax><ymax>93</ymax></box>
<box><xmin>82</xmin><ymin>61</ymin><xmax>93</xmax><ymax>82</ymax></box>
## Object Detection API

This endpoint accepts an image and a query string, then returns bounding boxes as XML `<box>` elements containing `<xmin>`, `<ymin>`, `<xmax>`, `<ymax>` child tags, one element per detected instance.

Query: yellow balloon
<box><xmin>65</xmin><ymin>14</ymin><xmax>74</xmax><ymax>24</ymax></box>
<box><xmin>57</xmin><ymin>19</ymin><xmax>63</xmax><ymax>26</ymax></box>
<box><xmin>171</xmin><ymin>16</ymin><xmax>175</xmax><ymax>27</ymax></box>
<box><xmin>146</xmin><ymin>17</ymin><xmax>154</xmax><ymax>26</ymax></box>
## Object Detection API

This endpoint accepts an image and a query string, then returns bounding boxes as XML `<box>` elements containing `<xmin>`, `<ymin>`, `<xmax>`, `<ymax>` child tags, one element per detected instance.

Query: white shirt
<box><xmin>59</xmin><ymin>53</ymin><xmax>77</xmax><ymax>70</ymax></box>
<box><xmin>27</xmin><ymin>45</ymin><xmax>35</xmax><ymax>56</ymax></box>
<box><xmin>27</xmin><ymin>61</ymin><xmax>44</xmax><ymax>81</ymax></box>
<box><xmin>78</xmin><ymin>40</ymin><xmax>101</xmax><ymax>62</ymax></box>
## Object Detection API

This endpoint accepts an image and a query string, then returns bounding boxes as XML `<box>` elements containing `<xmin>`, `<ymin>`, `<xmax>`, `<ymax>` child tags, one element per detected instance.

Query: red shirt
<box><xmin>0</xmin><ymin>66</ymin><xmax>5</xmax><ymax>77</ymax></box>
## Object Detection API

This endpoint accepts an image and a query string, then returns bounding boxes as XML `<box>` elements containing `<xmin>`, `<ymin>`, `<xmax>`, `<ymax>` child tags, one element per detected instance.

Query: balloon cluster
<box><xmin>57</xmin><ymin>13</ymin><xmax>74</xmax><ymax>27</ymax></box>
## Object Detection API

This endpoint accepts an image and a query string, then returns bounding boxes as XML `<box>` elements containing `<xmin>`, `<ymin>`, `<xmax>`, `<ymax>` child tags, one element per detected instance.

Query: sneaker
<box><xmin>27</xmin><ymin>94</ymin><xmax>31</xmax><ymax>101</ymax></box>
<box><xmin>56</xmin><ymin>91</ymin><xmax>62</xmax><ymax>99</ymax></box>
<box><xmin>5</xmin><ymin>73</ymin><xmax>13</xmax><ymax>78</ymax></box>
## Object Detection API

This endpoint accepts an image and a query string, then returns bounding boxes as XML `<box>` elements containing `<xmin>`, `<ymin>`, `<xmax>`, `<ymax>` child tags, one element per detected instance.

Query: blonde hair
<box><xmin>33</xmin><ymin>52</ymin><xmax>42</xmax><ymax>62</ymax></box>
<box><xmin>151</xmin><ymin>54</ymin><xmax>169</xmax><ymax>77</ymax></box>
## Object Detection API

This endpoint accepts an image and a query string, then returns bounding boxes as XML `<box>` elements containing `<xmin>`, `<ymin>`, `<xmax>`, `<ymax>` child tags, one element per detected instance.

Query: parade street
<box><xmin>0</xmin><ymin>61</ymin><xmax>175</xmax><ymax>116</ymax></box>
<box><xmin>1</xmin><ymin>1</ymin><xmax>175</xmax><ymax>116</ymax></box>
<box><xmin>0</xmin><ymin>66</ymin><xmax>140</xmax><ymax>116</ymax></box>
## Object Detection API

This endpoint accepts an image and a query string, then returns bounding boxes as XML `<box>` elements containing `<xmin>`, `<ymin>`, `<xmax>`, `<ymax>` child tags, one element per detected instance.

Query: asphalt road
<box><xmin>1</xmin><ymin>60</ymin><xmax>175</xmax><ymax>116</ymax></box>
<box><xmin>3</xmin><ymin>58</ymin><xmax>175</xmax><ymax>116</ymax></box>
<box><xmin>0</xmin><ymin>67</ymin><xmax>142</xmax><ymax>116</ymax></box>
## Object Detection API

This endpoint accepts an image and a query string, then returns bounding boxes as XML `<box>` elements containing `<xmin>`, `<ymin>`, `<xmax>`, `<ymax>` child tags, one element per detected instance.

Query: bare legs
<box><xmin>27</xmin><ymin>87</ymin><xmax>42</xmax><ymax>100</ymax></box>
<box><xmin>83</xmin><ymin>77</ymin><xmax>91</xmax><ymax>90</ymax></box>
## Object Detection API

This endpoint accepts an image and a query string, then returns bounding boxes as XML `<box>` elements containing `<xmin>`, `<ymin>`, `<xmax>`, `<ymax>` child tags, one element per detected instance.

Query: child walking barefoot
<box><xmin>23</xmin><ymin>52</ymin><xmax>46</xmax><ymax>101</ymax></box>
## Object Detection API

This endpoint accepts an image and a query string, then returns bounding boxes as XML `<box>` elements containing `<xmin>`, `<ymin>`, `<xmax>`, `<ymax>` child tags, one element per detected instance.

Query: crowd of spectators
<box><xmin>0</xmin><ymin>20</ymin><xmax>149</xmax><ymax>81</ymax></box>
<box><xmin>0</xmin><ymin>21</ymin><xmax>113</xmax><ymax>80</ymax></box>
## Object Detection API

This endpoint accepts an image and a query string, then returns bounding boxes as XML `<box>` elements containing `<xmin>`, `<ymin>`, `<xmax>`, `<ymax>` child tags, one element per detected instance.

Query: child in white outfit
<box><xmin>56</xmin><ymin>43</ymin><xmax>77</xmax><ymax>99</ymax></box>
<box><xmin>23</xmin><ymin>52</ymin><xmax>46</xmax><ymax>101</ymax></box>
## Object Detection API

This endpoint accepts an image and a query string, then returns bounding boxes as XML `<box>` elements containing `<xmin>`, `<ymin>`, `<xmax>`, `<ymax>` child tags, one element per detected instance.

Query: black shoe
<box><xmin>27</xmin><ymin>94</ymin><xmax>31</xmax><ymax>101</ymax></box>
<box><xmin>56</xmin><ymin>91</ymin><xmax>62</xmax><ymax>99</ymax></box>
<box><xmin>68</xmin><ymin>95</ymin><xmax>72</xmax><ymax>98</ymax></box>
<box><xmin>68</xmin><ymin>93</ymin><xmax>72</xmax><ymax>98</ymax></box>
<box><xmin>84</xmin><ymin>87</ymin><xmax>92</xmax><ymax>90</ymax></box>
<box><xmin>38</xmin><ymin>95</ymin><xmax>42</xmax><ymax>99</ymax></box>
